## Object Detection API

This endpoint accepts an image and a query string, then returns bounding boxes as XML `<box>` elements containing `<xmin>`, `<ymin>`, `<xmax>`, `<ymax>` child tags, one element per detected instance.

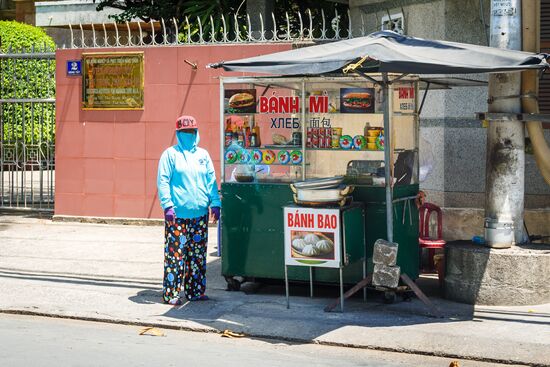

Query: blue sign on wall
<box><xmin>67</xmin><ymin>60</ymin><xmax>82</xmax><ymax>76</ymax></box>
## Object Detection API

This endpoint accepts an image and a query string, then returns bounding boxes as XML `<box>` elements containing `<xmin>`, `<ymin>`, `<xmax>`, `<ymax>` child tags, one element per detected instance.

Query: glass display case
<box><xmin>220</xmin><ymin>75</ymin><xmax>419</xmax><ymax>187</ymax></box>
<box><xmin>220</xmin><ymin>75</ymin><xmax>421</xmax><ymax>287</ymax></box>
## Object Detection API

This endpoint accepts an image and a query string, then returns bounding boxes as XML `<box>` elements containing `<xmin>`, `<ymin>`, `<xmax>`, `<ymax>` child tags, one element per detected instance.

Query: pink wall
<box><xmin>55</xmin><ymin>44</ymin><xmax>291</xmax><ymax>219</ymax></box>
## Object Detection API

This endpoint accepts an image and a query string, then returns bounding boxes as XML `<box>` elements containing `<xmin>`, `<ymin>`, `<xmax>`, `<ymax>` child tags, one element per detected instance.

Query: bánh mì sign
<box><xmin>82</xmin><ymin>52</ymin><xmax>144</xmax><ymax>110</ymax></box>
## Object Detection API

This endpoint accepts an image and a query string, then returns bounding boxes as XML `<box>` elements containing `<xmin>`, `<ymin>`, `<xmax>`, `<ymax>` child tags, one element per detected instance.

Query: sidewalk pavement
<box><xmin>0</xmin><ymin>212</ymin><xmax>548</xmax><ymax>366</ymax></box>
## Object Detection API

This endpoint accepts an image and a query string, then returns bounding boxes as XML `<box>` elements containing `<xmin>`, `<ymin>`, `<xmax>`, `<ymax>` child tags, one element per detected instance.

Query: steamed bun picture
<box><xmin>292</xmin><ymin>238</ymin><xmax>307</xmax><ymax>251</ymax></box>
<box><xmin>303</xmin><ymin>233</ymin><xmax>320</xmax><ymax>245</ymax></box>
<box><xmin>290</xmin><ymin>232</ymin><xmax>335</xmax><ymax>259</ymax></box>
<box><xmin>301</xmin><ymin>244</ymin><xmax>320</xmax><ymax>257</ymax></box>
<box><xmin>315</xmin><ymin>239</ymin><xmax>334</xmax><ymax>254</ymax></box>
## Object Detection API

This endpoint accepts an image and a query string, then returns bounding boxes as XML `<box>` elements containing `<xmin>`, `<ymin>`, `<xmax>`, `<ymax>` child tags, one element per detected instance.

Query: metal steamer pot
<box><xmin>290</xmin><ymin>184</ymin><xmax>354</xmax><ymax>206</ymax></box>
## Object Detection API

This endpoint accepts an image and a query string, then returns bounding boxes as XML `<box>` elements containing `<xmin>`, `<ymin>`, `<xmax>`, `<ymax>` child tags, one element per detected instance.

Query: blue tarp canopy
<box><xmin>208</xmin><ymin>31</ymin><xmax>548</xmax><ymax>75</ymax></box>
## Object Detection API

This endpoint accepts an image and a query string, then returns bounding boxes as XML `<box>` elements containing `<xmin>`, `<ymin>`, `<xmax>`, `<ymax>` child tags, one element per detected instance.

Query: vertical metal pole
<box><xmin>301</xmin><ymin>78</ymin><xmax>306</xmax><ymax>180</ymax></box>
<box><xmin>0</xmin><ymin>38</ymin><xmax>2</xmax><ymax>207</ymax></box>
<box><xmin>339</xmin><ymin>267</ymin><xmax>344</xmax><ymax>312</ymax></box>
<box><xmin>309</xmin><ymin>267</ymin><xmax>313</xmax><ymax>298</ymax></box>
<box><xmin>49</xmin><ymin>101</ymin><xmax>54</xmax><ymax>207</ymax></box>
<box><xmin>414</xmin><ymin>80</ymin><xmax>420</xmax><ymax>184</ymax></box>
<box><xmin>30</xmin><ymin>101</ymin><xmax>34</xmax><ymax>206</ymax></box>
<box><xmin>285</xmin><ymin>265</ymin><xmax>290</xmax><ymax>309</ymax></box>
<box><xmin>362</xmin><ymin>258</ymin><xmax>367</xmax><ymax>301</ymax></box>
<box><xmin>382</xmin><ymin>73</ymin><xmax>394</xmax><ymax>242</ymax></box>
<box><xmin>0</xmin><ymin>101</ymin><xmax>3</xmax><ymax>207</ymax></box>
<box><xmin>219</xmin><ymin>78</ymin><xmax>225</xmax><ymax>182</ymax></box>
<box><xmin>21</xmin><ymin>101</ymin><xmax>25</xmax><ymax>207</ymax></box>
<box><xmin>39</xmin><ymin>103</ymin><xmax>44</xmax><ymax>207</ymax></box>
<box><xmin>485</xmin><ymin>0</ymin><xmax>527</xmax><ymax>246</ymax></box>
<box><xmin>363</xmin><ymin>207</ymin><xmax>367</xmax><ymax>302</ymax></box>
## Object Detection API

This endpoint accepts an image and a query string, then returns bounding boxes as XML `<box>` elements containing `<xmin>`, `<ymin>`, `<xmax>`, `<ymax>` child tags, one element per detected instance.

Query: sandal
<box><xmin>165</xmin><ymin>297</ymin><xmax>183</xmax><ymax>306</ymax></box>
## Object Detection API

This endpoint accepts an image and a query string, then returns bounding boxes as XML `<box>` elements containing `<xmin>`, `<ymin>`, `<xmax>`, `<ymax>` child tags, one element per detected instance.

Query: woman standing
<box><xmin>157</xmin><ymin>115</ymin><xmax>221</xmax><ymax>305</ymax></box>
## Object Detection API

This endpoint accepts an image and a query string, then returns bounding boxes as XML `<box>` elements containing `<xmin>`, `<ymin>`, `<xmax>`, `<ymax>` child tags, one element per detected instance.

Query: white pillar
<box><xmin>485</xmin><ymin>0</ymin><xmax>528</xmax><ymax>247</ymax></box>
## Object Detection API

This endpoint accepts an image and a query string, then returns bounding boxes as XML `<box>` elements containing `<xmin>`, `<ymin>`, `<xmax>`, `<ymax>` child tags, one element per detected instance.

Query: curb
<box><xmin>52</xmin><ymin>215</ymin><xmax>218</xmax><ymax>227</ymax></box>
<box><xmin>52</xmin><ymin>215</ymin><xmax>164</xmax><ymax>226</ymax></box>
<box><xmin>0</xmin><ymin>309</ymin><xmax>542</xmax><ymax>367</ymax></box>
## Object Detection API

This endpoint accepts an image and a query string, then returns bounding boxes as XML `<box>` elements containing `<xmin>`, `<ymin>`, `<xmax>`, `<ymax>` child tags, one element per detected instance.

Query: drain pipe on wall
<box><xmin>522</xmin><ymin>0</ymin><xmax>550</xmax><ymax>185</ymax></box>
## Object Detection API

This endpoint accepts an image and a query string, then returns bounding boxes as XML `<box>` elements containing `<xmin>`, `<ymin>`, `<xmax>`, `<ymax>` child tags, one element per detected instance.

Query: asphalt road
<box><xmin>0</xmin><ymin>314</ymin><xmax>525</xmax><ymax>367</ymax></box>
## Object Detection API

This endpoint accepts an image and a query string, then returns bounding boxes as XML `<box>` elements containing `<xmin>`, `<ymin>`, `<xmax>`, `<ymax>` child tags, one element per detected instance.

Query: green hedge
<box><xmin>0</xmin><ymin>21</ymin><xmax>56</xmax><ymax>146</ymax></box>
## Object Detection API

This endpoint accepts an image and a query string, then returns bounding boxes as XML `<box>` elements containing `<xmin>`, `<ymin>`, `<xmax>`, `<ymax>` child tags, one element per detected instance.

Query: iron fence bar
<box><xmin>0</xmin><ymin>102</ymin><xmax>3</xmax><ymax>207</ymax></box>
<box><xmin>30</xmin><ymin>101</ymin><xmax>34</xmax><ymax>205</ymax></box>
<box><xmin>22</xmin><ymin>101</ymin><xmax>26</xmax><ymax>207</ymax></box>
<box><xmin>63</xmin><ymin>10</ymin><xmax>361</xmax><ymax>48</ymax></box>
<box><xmin>0</xmin><ymin>47</ymin><xmax>55</xmax><ymax>211</ymax></box>
<box><xmin>39</xmin><ymin>104</ymin><xmax>44</xmax><ymax>205</ymax></box>
<box><xmin>0</xmin><ymin>53</ymin><xmax>55</xmax><ymax>59</ymax></box>
<box><xmin>0</xmin><ymin>98</ymin><xmax>55</xmax><ymax>103</ymax></box>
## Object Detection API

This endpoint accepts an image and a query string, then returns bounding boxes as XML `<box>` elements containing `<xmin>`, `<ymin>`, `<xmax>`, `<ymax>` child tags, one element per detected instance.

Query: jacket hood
<box><xmin>176</xmin><ymin>130</ymin><xmax>200</xmax><ymax>151</ymax></box>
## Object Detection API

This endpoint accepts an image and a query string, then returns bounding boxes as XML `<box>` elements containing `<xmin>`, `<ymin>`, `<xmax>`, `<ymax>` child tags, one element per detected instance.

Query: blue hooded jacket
<box><xmin>157</xmin><ymin>130</ymin><xmax>221</xmax><ymax>219</ymax></box>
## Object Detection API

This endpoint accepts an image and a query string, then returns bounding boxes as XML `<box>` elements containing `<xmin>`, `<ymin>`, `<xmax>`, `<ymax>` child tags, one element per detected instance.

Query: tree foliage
<box><xmin>94</xmin><ymin>0</ymin><xmax>349</xmax><ymax>40</ymax></box>
<box><xmin>0</xmin><ymin>21</ymin><xmax>56</xmax><ymax>147</ymax></box>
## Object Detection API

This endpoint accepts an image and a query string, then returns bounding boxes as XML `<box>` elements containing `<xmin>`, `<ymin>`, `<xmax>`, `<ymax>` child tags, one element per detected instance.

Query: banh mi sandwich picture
<box><xmin>228</xmin><ymin>92</ymin><xmax>255</xmax><ymax>109</ymax></box>
<box><xmin>340</xmin><ymin>87</ymin><xmax>375</xmax><ymax>113</ymax></box>
<box><xmin>342</xmin><ymin>92</ymin><xmax>372</xmax><ymax>109</ymax></box>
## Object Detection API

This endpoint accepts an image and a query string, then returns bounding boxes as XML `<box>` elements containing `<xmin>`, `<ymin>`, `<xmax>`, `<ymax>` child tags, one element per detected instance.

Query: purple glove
<box><xmin>164</xmin><ymin>207</ymin><xmax>176</xmax><ymax>222</ymax></box>
<box><xmin>210</xmin><ymin>207</ymin><xmax>220</xmax><ymax>222</ymax></box>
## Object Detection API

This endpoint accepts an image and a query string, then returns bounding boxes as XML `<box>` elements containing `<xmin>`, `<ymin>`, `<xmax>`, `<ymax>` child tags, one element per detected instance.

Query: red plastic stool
<box><xmin>419</xmin><ymin>203</ymin><xmax>446</xmax><ymax>285</ymax></box>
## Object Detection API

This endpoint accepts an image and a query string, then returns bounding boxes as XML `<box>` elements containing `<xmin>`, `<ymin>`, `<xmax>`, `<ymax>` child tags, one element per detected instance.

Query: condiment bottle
<box><xmin>224</xmin><ymin>118</ymin><xmax>233</xmax><ymax>147</ymax></box>
<box><xmin>250</xmin><ymin>132</ymin><xmax>258</xmax><ymax>147</ymax></box>
<box><xmin>231</xmin><ymin>124</ymin><xmax>238</xmax><ymax>145</ymax></box>
<box><xmin>243</xmin><ymin>117</ymin><xmax>251</xmax><ymax>148</ymax></box>
<box><xmin>252</xmin><ymin>125</ymin><xmax>261</xmax><ymax>147</ymax></box>
<box><xmin>237</xmin><ymin>131</ymin><xmax>245</xmax><ymax>147</ymax></box>
<box><xmin>363</xmin><ymin>122</ymin><xmax>370</xmax><ymax>136</ymax></box>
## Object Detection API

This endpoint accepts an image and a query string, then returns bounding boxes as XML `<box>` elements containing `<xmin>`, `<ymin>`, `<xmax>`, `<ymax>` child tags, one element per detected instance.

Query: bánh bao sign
<box><xmin>284</xmin><ymin>207</ymin><xmax>342</xmax><ymax>268</ymax></box>
<box><xmin>82</xmin><ymin>52</ymin><xmax>144</xmax><ymax>110</ymax></box>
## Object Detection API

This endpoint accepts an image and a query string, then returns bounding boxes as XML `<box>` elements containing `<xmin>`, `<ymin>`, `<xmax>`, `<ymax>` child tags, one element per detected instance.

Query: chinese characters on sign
<box><xmin>284</xmin><ymin>207</ymin><xmax>341</xmax><ymax>268</ymax></box>
<box><xmin>309</xmin><ymin>117</ymin><xmax>332</xmax><ymax>128</ymax></box>
<box><xmin>82</xmin><ymin>52</ymin><xmax>144</xmax><ymax>109</ymax></box>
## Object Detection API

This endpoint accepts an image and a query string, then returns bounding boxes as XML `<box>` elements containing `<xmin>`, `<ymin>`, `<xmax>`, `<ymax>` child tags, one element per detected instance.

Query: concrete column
<box><xmin>246</xmin><ymin>0</ymin><xmax>274</xmax><ymax>40</ymax></box>
<box><xmin>485</xmin><ymin>0</ymin><xmax>528</xmax><ymax>247</ymax></box>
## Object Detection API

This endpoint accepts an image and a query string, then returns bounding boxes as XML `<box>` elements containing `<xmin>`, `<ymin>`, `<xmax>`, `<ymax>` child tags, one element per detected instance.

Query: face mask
<box><xmin>179</xmin><ymin>130</ymin><xmax>196</xmax><ymax>137</ymax></box>
<box><xmin>176</xmin><ymin>129</ymin><xmax>199</xmax><ymax>150</ymax></box>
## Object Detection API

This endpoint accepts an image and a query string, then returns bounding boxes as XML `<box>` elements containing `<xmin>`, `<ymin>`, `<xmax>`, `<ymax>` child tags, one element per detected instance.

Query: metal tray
<box><xmin>292</xmin><ymin>176</ymin><xmax>345</xmax><ymax>190</ymax></box>
<box><xmin>293</xmin><ymin>195</ymin><xmax>352</xmax><ymax>207</ymax></box>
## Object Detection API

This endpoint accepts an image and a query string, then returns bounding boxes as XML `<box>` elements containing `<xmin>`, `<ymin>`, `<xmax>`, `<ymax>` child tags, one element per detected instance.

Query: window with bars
<box><xmin>381</xmin><ymin>13</ymin><xmax>404</xmax><ymax>35</ymax></box>
<box><xmin>539</xmin><ymin>1</ymin><xmax>550</xmax><ymax>115</ymax></box>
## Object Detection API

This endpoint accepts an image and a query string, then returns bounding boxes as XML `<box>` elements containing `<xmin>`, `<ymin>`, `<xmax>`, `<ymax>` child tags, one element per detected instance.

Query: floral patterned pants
<box><xmin>163</xmin><ymin>215</ymin><xmax>208</xmax><ymax>302</ymax></box>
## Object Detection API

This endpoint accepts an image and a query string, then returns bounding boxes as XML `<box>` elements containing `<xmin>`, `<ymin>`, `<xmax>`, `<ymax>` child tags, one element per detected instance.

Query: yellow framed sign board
<box><xmin>82</xmin><ymin>52</ymin><xmax>144</xmax><ymax>110</ymax></box>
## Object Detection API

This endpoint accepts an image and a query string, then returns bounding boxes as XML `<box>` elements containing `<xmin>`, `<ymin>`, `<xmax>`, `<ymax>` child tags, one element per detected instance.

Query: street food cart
<box><xmin>219</xmin><ymin>74</ymin><xmax>420</xmax><ymax>290</ymax></box>
<box><xmin>210</xmin><ymin>31</ymin><xmax>548</xmax><ymax>293</ymax></box>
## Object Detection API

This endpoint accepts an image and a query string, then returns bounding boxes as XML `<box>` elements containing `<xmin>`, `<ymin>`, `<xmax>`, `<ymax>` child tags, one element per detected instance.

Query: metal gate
<box><xmin>0</xmin><ymin>46</ymin><xmax>56</xmax><ymax>210</ymax></box>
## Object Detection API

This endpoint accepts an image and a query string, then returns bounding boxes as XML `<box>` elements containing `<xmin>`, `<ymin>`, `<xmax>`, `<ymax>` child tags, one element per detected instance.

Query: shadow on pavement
<box><xmin>127</xmin><ymin>256</ymin><xmax>483</xmax><ymax>343</ymax></box>
<box><xmin>0</xmin><ymin>209</ymin><xmax>53</xmax><ymax>220</ymax></box>
<box><xmin>129</xmin><ymin>290</ymin><xmax>166</xmax><ymax>305</ymax></box>
<box><xmin>0</xmin><ymin>269</ymin><xmax>159</xmax><ymax>290</ymax></box>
